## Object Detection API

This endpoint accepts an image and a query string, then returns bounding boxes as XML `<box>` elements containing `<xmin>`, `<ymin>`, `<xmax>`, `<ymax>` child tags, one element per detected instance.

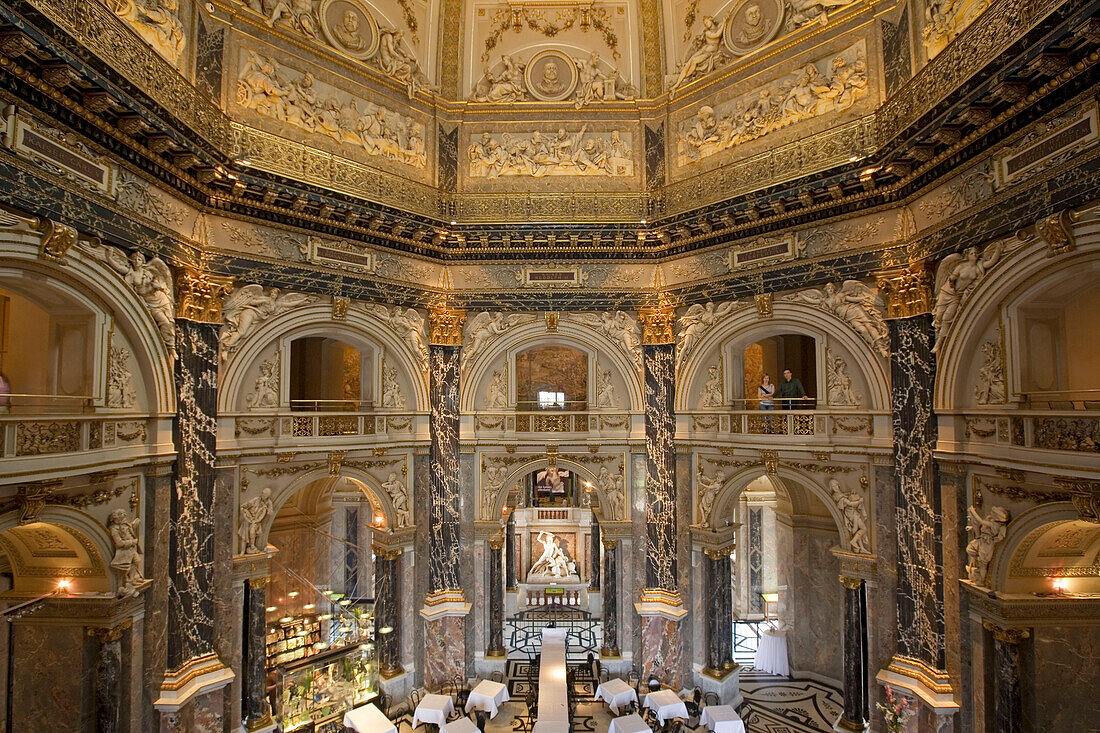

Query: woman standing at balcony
<box><xmin>758</xmin><ymin>374</ymin><xmax>775</xmax><ymax>410</ymax></box>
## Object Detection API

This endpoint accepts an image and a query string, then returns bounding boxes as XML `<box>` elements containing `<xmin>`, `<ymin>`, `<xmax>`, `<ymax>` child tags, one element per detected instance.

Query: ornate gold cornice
<box><xmin>429</xmin><ymin>307</ymin><xmax>466</xmax><ymax>346</ymax></box>
<box><xmin>175</xmin><ymin>269</ymin><xmax>234</xmax><ymax>323</ymax></box>
<box><xmin>876</xmin><ymin>261</ymin><xmax>933</xmax><ymax>319</ymax></box>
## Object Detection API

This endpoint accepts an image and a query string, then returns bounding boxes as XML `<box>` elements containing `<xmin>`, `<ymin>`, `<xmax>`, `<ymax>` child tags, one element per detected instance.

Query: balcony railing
<box><xmin>948</xmin><ymin>409</ymin><xmax>1100</xmax><ymax>455</ymax></box>
<box><xmin>468</xmin><ymin>411</ymin><xmax>635</xmax><ymax>436</ymax></box>
<box><xmin>681</xmin><ymin>407</ymin><xmax>886</xmax><ymax>440</ymax></box>
<box><xmin>0</xmin><ymin>414</ymin><xmax>158</xmax><ymax>468</ymax></box>
<box><xmin>225</xmin><ymin>411</ymin><xmax>423</xmax><ymax>442</ymax></box>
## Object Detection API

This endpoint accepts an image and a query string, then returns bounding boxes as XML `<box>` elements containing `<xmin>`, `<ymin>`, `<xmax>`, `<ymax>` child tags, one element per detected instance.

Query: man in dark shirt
<box><xmin>776</xmin><ymin>368</ymin><xmax>806</xmax><ymax>409</ymax></box>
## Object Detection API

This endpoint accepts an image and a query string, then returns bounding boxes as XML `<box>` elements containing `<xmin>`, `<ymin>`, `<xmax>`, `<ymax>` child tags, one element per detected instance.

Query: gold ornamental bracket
<box><xmin>175</xmin><ymin>268</ymin><xmax>234</xmax><ymax>323</ymax></box>
<box><xmin>32</xmin><ymin>216</ymin><xmax>82</xmax><ymax>262</ymax></box>
<box><xmin>876</xmin><ymin>260</ymin><xmax>933</xmax><ymax>319</ymax></box>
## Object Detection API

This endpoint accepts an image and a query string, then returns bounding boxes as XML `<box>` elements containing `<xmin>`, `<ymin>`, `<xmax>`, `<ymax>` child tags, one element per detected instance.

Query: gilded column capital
<box><xmin>247</xmin><ymin>576</ymin><xmax>270</xmax><ymax>590</ymax></box>
<box><xmin>373</xmin><ymin>546</ymin><xmax>405</xmax><ymax>560</ymax></box>
<box><xmin>839</xmin><ymin>575</ymin><xmax>864</xmax><ymax>590</ymax></box>
<box><xmin>428</xmin><ymin>307</ymin><xmax>466</xmax><ymax>346</ymax></box>
<box><xmin>87</xmin><ymin>618</ymin><xmax>133</xmax><ymax>642</ymax></box>
<box><xmin>32</xmin><ymin>216</ymin><xmax>79</xmax><ymax>262</ymax></box>
<box><xmin>601</xmin><ymin>538</ymin><xmax>619</xmax><ymax>549</ymax></box>
<box><xmin>488</xmin><ymin>534</ymin><xmax>505</xmax><ymax>550</ymax></box>
<box><xmin>704</xmin><ymin>546</ymin><xmax>733</xmax><ymax>560</ymax></box>
<box><xmin>175</xmin><ymin>268</ymin><xmax>234</xmax><ymax>323</ymax></box>
<box><xmin>982</xmin><ymin>620</ymin><xmax>1030</xmax><ymax>645</ymax></box>
<box><xmin>876</xmin><ymin>261</ymin><xmax>933</xmax><ymax>319</ymax></box>
<box><xmin>639</xmin><ymin>305</ymin><xmax>676</xmax><ymax>345</ymax></box>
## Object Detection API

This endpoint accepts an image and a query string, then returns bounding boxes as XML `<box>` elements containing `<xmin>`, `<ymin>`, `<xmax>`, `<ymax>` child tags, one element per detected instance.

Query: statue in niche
<box><xmin>112</xmin><ymin>0</ymin><xmax>186</xmax><ymax>64</ymax></box>
<box><xmin>596</xmin><ymin>465</ymin><xmax>625</xmax><ymax>520</ymax></box>
<box><xmin>966</xmin><ymin>504</ymin><xmax>1009</xmax><ymax>586</ymax></box>
<box><xmin>697</xmin><ymin>468</ymin><xmax>726</xmax><ymax>526</ymax></box>
<box><xmin>221</xmin><ymin>285</ymin><xmax>315</xmax><ymax>360</ymax></box>
<box><xmin>529</xmin><ymin>530</ymin><xmax>578</xmax><ymax>580</ymax></box>
<box><xmin>381</xmin><ymin>362</ymin><xmax>406</xmax><ymax>408</ymax></box>
<box><xmin>382</xmin><ymin>472</ymin><xmax>411</xmax><ymax>526</ymax></box>
<box><xmin>932</xmin><ymin>244</ymin><xmax>1003</xmax><ymax>342</ymax></box>
<box><xmin>107</xmin><ymin>345</ymin><xmax>137</xmax><ymax>409</ymax></box>
<box><xmin>239</xmin><ymin>487</ymin><xmax>275</xmax><ymax>554</ymax></box>
<box><xmin>473</xmin><ymin>54</ymin><xmax>528</xmax><ymax>103</ymax></box>
<box><xmin>669</xmin><ymin>16</ymin><xmax>728</xmax><ymax>96</ymax></box>
<box><xmin>825</xmin><ymin>350</ymin><xmax>862</xmax><ymax>406</ymax></box>
<box><xmin>974</xmin><ymin>339</ymin><xmax>1006</xmax><ymax>404</ymax></box>
<box><xmin>595</xmin><ymin>368</ymin><xmax>620</xmax><ymax>408</ymax></box>
<box><xmin>701</xmin><ymin>364</ymin><xmax>724</xmax><ymax>407</ymax></box>
<box><xmin>245</xmin><ymin>356</ymin><xmax>280</xmax><ymax>409</ymax></box>
<box><xmin>829</xmin><ymin>478</ymin><xmax>870</xmax><ymax>554</ymax></box>
<box><xmin>486</xmin><ymin>371</ymin><xmax>509</xmax><ymax>409</ymax></box>
<box><xmin>108</xmin><ymin>508</ymin><xmax>147</xmax><ymax>597</ymax></box>
<box><xmin>482</xmin><ymin>463</ymin><xmax>509</xmax><ymax>520</ymax></box>
<box><xmin>266</xmin><ymin>0</ymin><xmax>319</xmax><ymax>37</ymax></box>
<box><xmin>86</xmin><ymin>244</ymin><xmax>176</xmax><ymax>361</ymax></box>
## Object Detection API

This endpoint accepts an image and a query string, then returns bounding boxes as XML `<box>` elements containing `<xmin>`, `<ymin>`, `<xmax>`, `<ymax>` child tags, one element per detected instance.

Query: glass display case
<box><xmin>271</xmin><ymin>641</ymin><xmax>377</xmax><ymax>732</ymax></box>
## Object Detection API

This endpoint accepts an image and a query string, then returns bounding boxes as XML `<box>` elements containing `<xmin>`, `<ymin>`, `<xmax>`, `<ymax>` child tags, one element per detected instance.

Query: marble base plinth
<box><xmin>379</xmin><ymin>670</ymin><xmax>414</xmax><ymax>703</ymax></box>
<box><xmin>695</xmin><ymin>664</ymin><xmax>742</xmax><ymax>707</ymax></box>
<box><xmin>474</xmin><ymin>652</ymin><xmax>508</xmax><ymax>677</ymax></box>
<box><xmin>639</xmin><ymin>615</ymin><xmax>684</xmax><ymax>689</ymax></box>
<box><xmin>599</xmin><ymin>652</ymin><xmax>634</xmax><ymax>676</ymax></box>
<box><xmin>240</xmin><ymin>717</ymin><xmax>278</xmax><ymax>733</ymax></box>
<box><xmin>833</xmin><ymin>713</ymin><xmax>870</xmax><ymax>732</ymax></box>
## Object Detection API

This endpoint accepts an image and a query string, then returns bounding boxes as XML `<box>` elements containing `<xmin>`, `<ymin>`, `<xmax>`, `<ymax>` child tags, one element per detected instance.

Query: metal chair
<box><xmin>489</xmin><ymin>671</ymin><xmax>504</xmax><ymax>683</ymax></box>
<box><xmin>703</xmin><ymin>691</ymin><xmax>720</xmax><ymax>708</ymax></box>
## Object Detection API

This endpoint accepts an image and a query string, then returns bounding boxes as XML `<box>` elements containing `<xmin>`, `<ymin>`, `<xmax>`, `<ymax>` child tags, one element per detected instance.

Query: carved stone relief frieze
<box><xmin>931</xmin><ymin>240</ymin><xmax>1003</xmax><ymax>343</ymax></box>
<box><xmin>106</xmin><ymin>345</ymin><xmax>137</xmax><ymax>409</ymax></box>
<box><xmin>974</xmin><ymin>332</ymin><xmax>1006</xmax><ymax>405</ymax></box>
<box><xmin>237</xmin><ymin>50</ymin><xmax>427</xmax><ymax>169</ymax></box>
<box><xmin>220</xmin><ymin>285</ymin><xmax>316</xmax><ymax>361</ymax></box>
<box><xmin>675</xmin><ymin>41</ymin><xmax>868</xmax><ymax>165</ymax></box>
<box><xmin>825</xmin><ymin>347</ymin><xmax>862</xmax><ymax>407</ymax></box>
<box><xmin>784</xmin><ymin>280</ymin><xmax>888</xmax><ymax>357</ymax></box>
<box><xmin>676</xmin><ymin>301</ymin><xmax>744</xmax><ymax>369</ymax></box>
<box><xmin>462</xmin><ymin>312</ymin><xmax>537</xmax><ymax>371</ymax></box>
<box><xmin>363</xmin><ymin>304</ymin><xmax>429</xmax><ymax>372</ymax></box>
<box><xmin>566</xmin><ymin>311</ymin><xmax>641</xmax><ymax>366</ymax></box>
<box><xmin>472</xmin><ymin>49</ymin><xmax>635</xmax><ymax>106</ymax></box>
<box><xmin>467</xmin><ymin>128</ymin><xmax>634</xmax><ymax>178</ymax></box>
<box><xmin>110</xmin><ymin>0</ymin><xmax>186</xmax><ymax>66</ymax></box>
<box><xmin>381</xmin><ymin>359</ymin><xmax>406</xmax><ymax>408</ymax></box>
<box><xmin>244</xmin><ymin>355</ymin><xmax>280</xmax><ymax>409</ymax></box>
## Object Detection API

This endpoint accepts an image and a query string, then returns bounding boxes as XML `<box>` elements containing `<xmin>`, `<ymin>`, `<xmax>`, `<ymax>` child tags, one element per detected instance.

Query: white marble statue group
<box><xmin>468</xmin><ymin>128</ymin><xmax>633</xmax><ymax>178</ymax></box>
<box><xmin>239</xmin><ymin>51</ymin><xmax>427</xmax><ymax>168</ymax></box>
<box><xmin>472</xmin><ymin>52</ymin><xmax>635</xmax><ymax>107</ymax></box>
<box><xmin>529</xmin><ymin>530</ymin><xmax>579</xmax><ymax>581</ymax></box>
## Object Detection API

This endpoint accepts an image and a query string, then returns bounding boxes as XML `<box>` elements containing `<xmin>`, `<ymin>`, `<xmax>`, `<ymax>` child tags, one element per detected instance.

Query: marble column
<box><xmin>92</xmin><ymin>624</ymin><xmax>125</xmax><ymax>733</ymax></box>
<box><xmin>590</xmin><ymin>518</ymin><xmax>601</xmax><ymax>590</ymax></box>
<box><xmin>636</xmin><ymin>305</ymin><xmax>685</xmax><ymax>689</ymax></box>
<box><xmin>876</xmin><ymin>264</ymin><xmax>953</xmax><ymax>714</ymax></box>
<box><xmin>420</xmin><ymin>308</ymin><xmax>468</xmax><ymax>691</ymax></box>
<box><xmin>486</xmin><ymin>536</ymin><xmax>505</xmax><ymax>657</ymax></box>
<box><xmin>375</xmin><ymin>548</ymin><xmax>403</xmax><ymax>676</ymax></box>
<box><xmin>838</xmin><ymin>576</ymin><xmax>869</xmax><ymax>732</ymax></box>
<box><xmin>601</xmin><ymin>539</ymin><xmax>620</xmax><ymax>656</ymax></box>
<box><xmin>158</xmin><ymin>270</ymin><xmax>235</xmax><ymax>721</ymax></box>
<box><xmin>986</xmin><ymin>623</ymin><xmax>1028</xmax><ymax>733</ymax></box>
<box><xmin>747</xmin><ymin>506</ymin><xmax>764</xmax><ymax>616</ymax></box>
<box><xmin>505</xmin><ymin>513</ymin><xmax>517</xmax><ymax>590</ymax></box>
<box><xmin>242</xmin><ymin>577</ymin><xmax>273</xmax><ymax>730</ymax></box>
<box><xmin>703</xmin><ymin>550</ymin><xmax>734</xmax><ymax>675</ymax></box>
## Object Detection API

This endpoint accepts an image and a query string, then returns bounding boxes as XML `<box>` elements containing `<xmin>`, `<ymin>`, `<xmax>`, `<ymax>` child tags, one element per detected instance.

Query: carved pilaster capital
<box><xmin>428</xmin><ymin>307</ymin><xmax>466</xmax><ymax>345</ymax></box>
<box><xmin>876</xmin><ymin>261</ymin><xmax>933</xmax><ymax>319</ymax></box>
<box><xmin>839</xmin><ymin>575</ymin><xmax>864</xmax><ymax>590</ymax></box>
<box><xmin>487</xmin><ymin>531</ymin><xmax>505</xmax><ymax>550</ymax></box>
<box><xmin>639</xmin><ymin>305</ymin><xmax>676</xmax><ymax>345</ymax></box>
<box><xmin>248</xmin><ymin>576</ymin><xmax>270</xmax><ymax>590</ymax></box>
<box><xmin>704</xmin><ymin>546</ymin><xmax>733</xmax><ymax>560</ymax></box>
<box><xmin>373</xmin><ymin>546</ymin><xmax>404</xmax><ymax>560</ymax></box>
<box><xmin>601</xmin><ymin>538</ymin><xmax>619</xmax><ymax>549</ymax></box>
<box><xmin>87</xmin><ymin>618</ymin><xmax>132</xmax><ymax>642</ymax></box>
<box><xmin>754</xmin><ymin>293</ymin><xmax>773</xmax><ymax>317</ymax></box>
<box><xmin>1053</xmin><ymin>477</ymin><xmax>1100</xmax><ymax>523</ymax></box>
<box><xmin>175</xmin><ymin>268</ymin><xmax>234</xmax><ymax>323</ymax></box>
<box><xmin>983</xmin><ymin>620</ymin><xmax>1030</xmax><ymax>645</ymax></box>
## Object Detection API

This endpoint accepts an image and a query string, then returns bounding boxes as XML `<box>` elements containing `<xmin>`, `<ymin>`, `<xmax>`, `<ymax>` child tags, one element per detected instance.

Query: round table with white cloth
<box><xmin>642</xmin><ymin>689</ymin><xmax>690</xmax><ymax>724</ymax></box>
<box><xmin>701</xmin><ymin>705</ymin><xmax>746</xmax><ymax>733</ymax></box>
<box><xmin>753</xmin><ymin>628</ymin><xmax>790</xmax><ymax>676</ymax></box>
<box><xmin>594</xmin><ymin>679</ymin><xmax>638</xmax><ymax>714</ymax></box>
<box><xmin>413</xmin><ymin>693</ymin><xmax>456</xmax><ymax>728</ymax></box>
<box><xmin>608</xmin><ymin>713</ymin><xmax>651</xmax><ymax>733</ymax></box>
<box><xmin>464</xmin><ymin>679</ymin><xmax>511</xmax><ymax>718</ymax></box>
<box><xmin>343</xmin><ymin>703</ymin><xmax>398</xmax><ymax>733</ymax></box>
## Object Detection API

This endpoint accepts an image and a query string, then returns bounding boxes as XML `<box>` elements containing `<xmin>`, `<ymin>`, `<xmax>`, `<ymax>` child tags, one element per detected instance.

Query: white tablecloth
<box><xmin>643</xmin><ymin>689</ymin><xmax>689</xmax><ymax>724</ymax></box>
<box><xmin>594</xmin><ymin>679</ymin><xmax>638</xmax><ymax>714</ymax></box>
<box><xmin>753</xmin><ymin>629</ymin><xmax>790</xmax><ymax>676</ymax></box>
<box><xmin>465</xmin><ymin>679</ymin><xmax>511</xmax><ymax>718</ymax></box>
<box><xmin>343</xmin><ymin>703</ymin><xmax>398</xmax><ymax>733</ymax></box>
<box><xmin>608</xmin><ymin>713</ymin><xmax>651</xmax><ymax>733</ymax></box>
<box><xmin>532</xmin><ymin>722</ymin><xmax>570</xmax><ymax>733</ymax></box>
<box><xmin>440</xmin><ymin>718</ymin><xmax>479</xmax><ymax>733</ymax></box>
<box><xmin>701</xmin><ymin>705</ymin><xmax>746</xmax><ymax>733</ymax></box>
<box><xmin>413</xmin><ymin>694</ymin><xmax>456</xmax><ymax>728</ymax></box>
<box><xmin>538</xmin><ymin>628</ymin><xmax>570</xmax><ymax>723</ymax></box>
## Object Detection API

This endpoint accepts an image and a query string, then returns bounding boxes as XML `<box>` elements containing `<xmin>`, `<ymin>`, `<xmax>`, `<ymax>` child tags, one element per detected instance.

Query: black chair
<box><xmin>474</xmin><ymin>710</ymin><xmax>489</xmax><ymax>732</ymax></box>
<box><xmin>703</xmin><ymin>692</ymin><xmax>720</xmax><ymax>708</ymax></box>
<box><xmin>454</xmin><ymin>689</ymin><xmax>471</xmax><ymax>713</ymax></box>
<box><xmin>410</xmin><ymin>688</ymin><xmax>424</xmax><ymax>709</ymax></box>
<box><xmin>489</xmin><ymin>671</ymin><xmax>504</xmax><ymax>683</ymax></box>
<box><xmin>684</xmin><ymin>688</ymin><xmax>702</xmax><ymax>718</ymax></box>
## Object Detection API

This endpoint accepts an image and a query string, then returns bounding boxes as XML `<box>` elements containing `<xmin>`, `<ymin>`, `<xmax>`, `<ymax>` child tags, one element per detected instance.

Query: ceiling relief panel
<box><xmin>238</xmin><ymin>0</ymin><xmax>432</xmax><ymax>94</ymax></box>
<box><xmin>109</xmin><ymin>0</ymin><xmax>190</xmax><ymax>68</ymax></box>
<box><xmin>673</xmin><ymin>39</ymin><xmax>868</xmax><ymax>169</ymax></box>
<box><xmin>664</xmin><ymin>0</ymin><xmax>861</xmax><ymax>96</ymax></box>
<box><xmin>467</xmin><ymin>128</ymin><xmax>635</xmax><ymax>179</ymax></box>
<box><xmin>921</xmin><ymin>0</ymin><xmax>991</xmax><ymax>62</ymax></box>
<box><xmin>466</xmin><ymin>0</ymin><xmax>639</xmax><ymax>102</ymax></box>
<box><xmin>236</xmin><ymin>49</ymin><xmax>429</xmax><ymax>174</ymax></box>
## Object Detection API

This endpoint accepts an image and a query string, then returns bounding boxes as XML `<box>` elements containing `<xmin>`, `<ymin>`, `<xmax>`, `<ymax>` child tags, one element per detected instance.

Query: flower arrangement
<box><xmin>876</xmin><ymin>686</ymin><xmax>910</xmax><ymax>733</ymax></box>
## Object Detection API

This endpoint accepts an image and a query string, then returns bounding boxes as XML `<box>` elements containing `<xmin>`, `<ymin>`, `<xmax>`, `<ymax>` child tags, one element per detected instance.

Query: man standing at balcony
<box><xmin>776</xmin><ymin>368</ymin><xmax>806</xmax><ymax>409</ymax></box>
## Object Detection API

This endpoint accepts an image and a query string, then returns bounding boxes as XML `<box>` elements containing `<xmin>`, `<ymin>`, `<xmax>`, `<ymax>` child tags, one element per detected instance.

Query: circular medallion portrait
<box><xmin>319</xmin><ymin>0</ymin><xmax>379</xmax><ymax>60</ymax></box>
<box><xmin>524</xmin><ymin>49</ymin><xmax>579</xmax><ymax>103</ymax></box>
<box><xmin>724</xmin><ymin>0</ymin><xmax>785</xmax><ymax>56</ymax></box>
